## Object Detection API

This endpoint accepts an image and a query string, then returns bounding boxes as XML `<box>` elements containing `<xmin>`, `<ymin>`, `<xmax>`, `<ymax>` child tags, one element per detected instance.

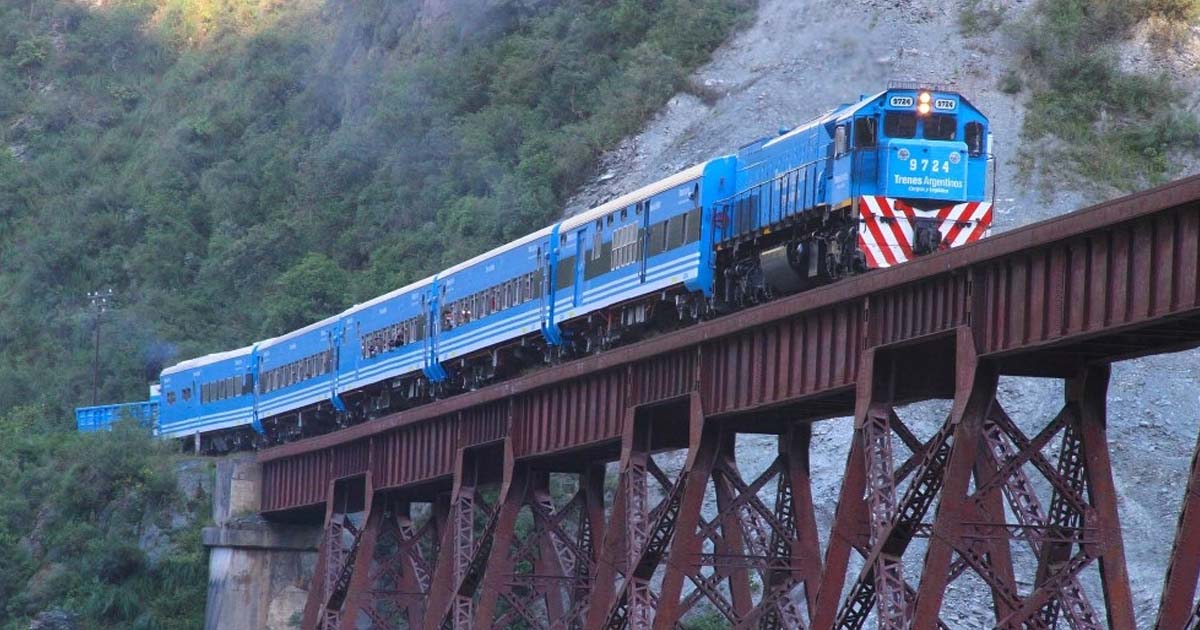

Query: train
<box><xmin>77</xmin><ymin>84</ymin><xmax>993</xmax><ymax>452</ymax></box>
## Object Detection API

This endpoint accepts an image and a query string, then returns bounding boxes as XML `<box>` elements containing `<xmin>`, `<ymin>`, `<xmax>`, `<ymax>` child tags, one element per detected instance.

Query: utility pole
<box><xmin>88</xmin><ymin>288</ymin><xmax>114</xmax><ymax>406</ymax></box>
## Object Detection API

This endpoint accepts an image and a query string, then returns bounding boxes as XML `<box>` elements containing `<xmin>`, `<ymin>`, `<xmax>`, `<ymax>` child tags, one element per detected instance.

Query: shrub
<box><xmin>998</xmin><ymin>69</ymin><xmax>1023</xmax><ymax>94</ymax></box>
<box><xmin>0</xmin><ymin>407</ymin><xmax>207</xmax><ymax>628</ymax></box>
<box><xmin>1014</xmin><ymin>0</ymin><xmax>1199</xmax><ymax>190</ymax></box>
<box><xmin>14</xmin><ymin>37</ymin><xmax>51</xmax><ymax>69</ymax></box>
<box><xmin>960</xmin><ymin>0</ymin><xmax>1007</xmax><ymax>36</ymax></box>
<box><xmin>1141</xmin><ymin>0</ymin><xmax>1200</xmax><ymax>21</ymax></box>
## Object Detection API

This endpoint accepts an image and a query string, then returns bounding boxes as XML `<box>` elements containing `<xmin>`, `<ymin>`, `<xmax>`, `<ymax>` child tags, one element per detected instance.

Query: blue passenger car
<box><xmin>158</xmin><ymin>346</ymin><xmax>255</xmax><ymax>440</ymax></box>
<box><xmin>338</xmin><ymin>276</ymin><xmax>437</xmax><ymax>401</ymax></box>
<box><xmin>549</xmin><ymin>158</ymin><xmax>735</xmax><ymax>350</ymax></box>
<box><xmin>255</xmin><ymin>314</ymin><xmax>341</xmax><ymax>429</ymax></box>
<box><xmin>433</xmin><ymin>226</ymin><xmax>555</xmax><ymax>388</ymax></box>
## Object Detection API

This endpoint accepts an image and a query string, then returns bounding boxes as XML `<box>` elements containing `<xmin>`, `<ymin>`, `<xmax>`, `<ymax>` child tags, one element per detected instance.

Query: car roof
<box><xmin>560</xmin><ymin>162</ymin><xmax>708</xmax><ymax>232</ymax></box>
<box><xmin>345</xmin><ymin>274</ymin><xmax>436</xmax><ymax>314</ymax></box>
<box><xmin>161</xmin><ymin>345</ymin><xmax>254</xmax><ymax>376</ymax></box>
<box><xmin>437</xmin><ymin>224</ymin><xmax>556</xmax><ymax>278</ymax></box>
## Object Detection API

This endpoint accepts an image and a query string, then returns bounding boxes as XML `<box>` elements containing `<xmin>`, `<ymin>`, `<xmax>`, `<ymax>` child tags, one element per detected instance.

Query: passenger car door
<box><xmin>573</xmin><ymin>228</ymin><xmax>586</xmax><ymax>307</ymax></box>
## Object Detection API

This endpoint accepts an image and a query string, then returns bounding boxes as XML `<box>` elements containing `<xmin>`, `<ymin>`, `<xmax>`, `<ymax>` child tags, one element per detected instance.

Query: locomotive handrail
<box><xmin>720</xmin><ymin>153</ymin><xmax>829</xmax><ymax>203</ymax></box>
<box><xmin>716</xmin><ymin>154</ymin><xmax>828</xmax><ymax>243</ymax></box>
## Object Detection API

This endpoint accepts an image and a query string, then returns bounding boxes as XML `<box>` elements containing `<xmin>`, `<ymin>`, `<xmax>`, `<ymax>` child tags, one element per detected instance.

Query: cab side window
<box><xmin>924</xmin><ymin>114</ymin><xmax>958</xmax><ymax>141</ymax></box>
<box><xmin>854</xmin><ymin>117</ymin><xmax>877</xmax><ymax>148</ymax></box>
<box><xmin>965</xmin><ymin>121</ymin><xmax>985</xmax><ymax>156</ymax></box>
<box><xmin>834</xmin><ymin>125</ymin><xmax>849</xmax><ymax>157</ymax></box>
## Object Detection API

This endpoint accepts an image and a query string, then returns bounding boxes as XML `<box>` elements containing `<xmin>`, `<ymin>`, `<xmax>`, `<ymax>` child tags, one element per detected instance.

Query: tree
<box><xmin>261</xmin><ymin>253</ymin><xmax>349</xmax><ymax>336</ymax></box>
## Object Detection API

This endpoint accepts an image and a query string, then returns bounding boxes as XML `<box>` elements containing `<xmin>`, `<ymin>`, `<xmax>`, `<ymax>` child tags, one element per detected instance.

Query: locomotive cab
<box><xmin>832</xmin><ymin>88</ymin><xmax>990</xmax><ymax>205</ymax></box>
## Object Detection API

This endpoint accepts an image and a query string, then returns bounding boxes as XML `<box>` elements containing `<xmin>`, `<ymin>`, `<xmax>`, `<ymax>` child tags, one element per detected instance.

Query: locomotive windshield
<box><xmin>924</xmin><ymin>114</ymin><xmax>958</xmax><ymax>140</ymax></box>
<box><xmin>884</xmin><ymin>112</ymin><xmax>916</xmax><ymax>138</ymax></box>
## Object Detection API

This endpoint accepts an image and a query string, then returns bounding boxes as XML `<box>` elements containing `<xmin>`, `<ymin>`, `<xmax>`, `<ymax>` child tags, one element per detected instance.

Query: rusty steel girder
<box><xmin>335</xmin><ymin>496</ymin><xmax>442</xmax><ymax>629</ymax></box>
<box><xmin>471</xmin><ymin>464</ymin><xmax>606</xmax><ymax>629</ymax></box>
<box><xmin>265</xmin><ymin>176</ymin><xmax>1200</xmax><ymax>629</ymax></box>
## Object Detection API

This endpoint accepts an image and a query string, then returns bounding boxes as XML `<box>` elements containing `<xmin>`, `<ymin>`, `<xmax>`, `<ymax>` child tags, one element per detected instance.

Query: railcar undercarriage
<box><xmin>715</xmin><ymin>206</ymin><xmax>867</xmax><ymax>309</ymax></box>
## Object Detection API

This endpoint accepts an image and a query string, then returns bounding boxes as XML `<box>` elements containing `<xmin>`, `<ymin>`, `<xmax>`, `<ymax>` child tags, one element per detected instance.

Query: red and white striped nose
<box><xmin>856</xmin><ymin>196</ymin><xmax>993</xmax><ymax>268</ymax></box>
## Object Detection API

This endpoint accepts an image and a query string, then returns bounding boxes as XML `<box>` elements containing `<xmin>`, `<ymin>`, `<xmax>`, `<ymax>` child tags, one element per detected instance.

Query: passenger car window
<box><xmin>924</xmin><ymin>114</ymin><xmax>957</xmax><ymax>141</ymax></box>
<box><xmin>884</xmin><ymin>112</ymin><xmax>917</xmax><ymax>139</ymax></box>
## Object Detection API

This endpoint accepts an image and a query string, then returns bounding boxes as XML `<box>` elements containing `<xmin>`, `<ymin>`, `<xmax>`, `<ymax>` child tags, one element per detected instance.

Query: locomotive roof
<box><xmin>438</xmin><ymin>224</ymin><xmax>556</xmax><ymax>278</ymax></box>
<box><xmin>761</xmin><ymin>91</ymin><xmax>886</xmax><ymax>151</ymax></box>
<box><xmin>560</xmin><ymin>162</ymin><xmax>708</xmax><ymax>232</ymax></box>
<box><xmin>162</xmin><ymin>344</ymin><xmax>255</xmax><ymax>376</ymax></box>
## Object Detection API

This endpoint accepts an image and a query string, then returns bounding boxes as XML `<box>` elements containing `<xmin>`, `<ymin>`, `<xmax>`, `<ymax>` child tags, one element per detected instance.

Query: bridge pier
<box><xmin>813</xmin><ymin>328</ymin><xmax>1140</xmax><ymax>629</ymax></box>
<box><xmin>203</xmin><ymin>456</ymin><xmax>321</xmax><ymax>630</ymax></box>
<box><xmin>353</xmin><ymin>495</ymin><xmax>445</xmax><ymax>627</ymax></box>
<box><xmin>647</xmin><ymin>410</ymin><xmax>825</xmax><ymax>627</ymax></box>
<box><xmin>305</xmin><ymin>475</ymin><xmax>445</xmax><ymax>630</ymax></box>
<box><xmin>473</xmin><ymin>462</ymin><xmax>605</xmax><ymax>628</ymax></box>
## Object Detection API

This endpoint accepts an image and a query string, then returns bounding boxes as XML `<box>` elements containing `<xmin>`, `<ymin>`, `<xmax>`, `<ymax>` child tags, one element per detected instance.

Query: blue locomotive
<box><xmin>81</xmin><ymin>85</ymin><xmax>992</xmax><ymax>451</ymax></box>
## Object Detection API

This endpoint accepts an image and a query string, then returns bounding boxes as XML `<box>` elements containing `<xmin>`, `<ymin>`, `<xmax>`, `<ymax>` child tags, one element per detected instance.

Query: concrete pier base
<box><xmin>202</xmin><ymin>456</ymin><xmax>320</xmax><ymax>630</ymax></box>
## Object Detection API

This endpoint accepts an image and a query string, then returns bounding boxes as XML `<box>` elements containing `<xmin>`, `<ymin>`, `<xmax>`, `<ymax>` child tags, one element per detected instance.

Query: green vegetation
<box><xmin>1144</xmin><ymin>0</ymin><xmax>1200</xmax><ymax>22</ymax></box>
<box><xmin>0</xmin><ymin>0</ymin><xmax>752</xmax><ymax>625</ymax></box>
<box><xmin>682</xmin><ymin>610</ymin><xmax>734</xmax><ymax>629</ymax></box>
<box><xmin>959</xmin><ymin>0</ymin><xmax>1007</xmax><ymax>36</ymax></box>
<box><xmin>1010</xmin><ymin>0</ymin><xmax>1200</xmax><ymax>189</ymax></box>
<box><xmin>0</xmin><ymin>409</ymin><xmax>209</xmax><ymax>629</ymax></box>
<box><xmin>0</xmin><ymin>0</ymin><xmax>752</xmax><ymax>418</ymax></box>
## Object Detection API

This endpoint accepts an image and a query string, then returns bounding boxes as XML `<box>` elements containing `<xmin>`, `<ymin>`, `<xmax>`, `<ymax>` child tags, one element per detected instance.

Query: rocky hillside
<box><xmin>568</xmin><ymin>0</ymin><xmax>1200</xmax><ymax>624</ymax></box>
